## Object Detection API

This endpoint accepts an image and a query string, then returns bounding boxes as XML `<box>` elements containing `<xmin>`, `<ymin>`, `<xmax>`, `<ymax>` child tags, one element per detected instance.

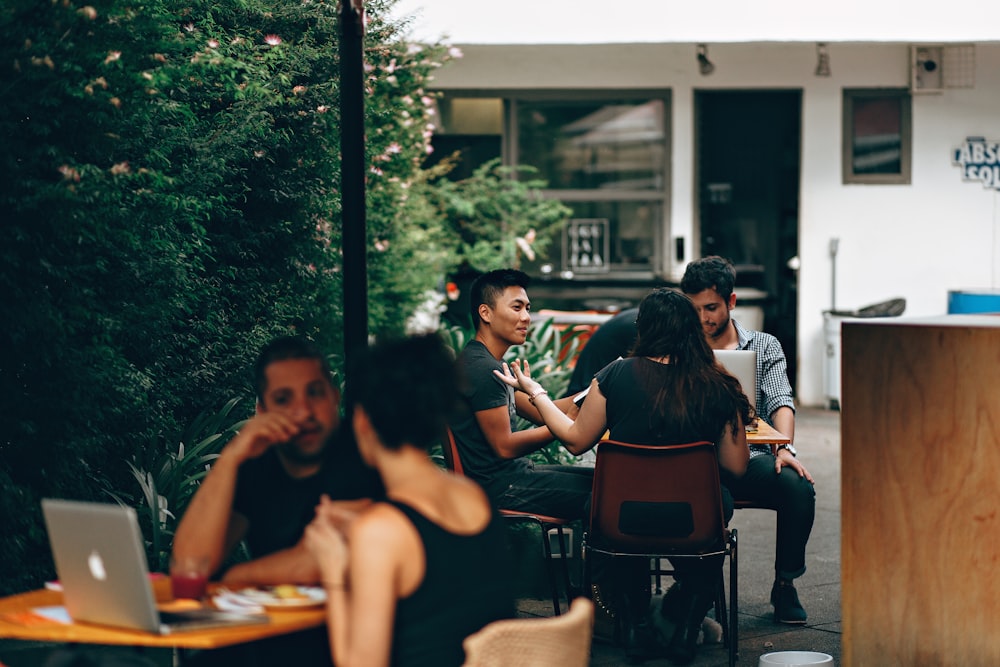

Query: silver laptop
<box><xmin>714</xmin><ymin>349</ymin><xmax>757</xmax><ymax>412</ymax></box>
<box><xmin>41</xmin><ymin>498</ymin><xmax>268</xmax><ymax>634</ymax></box>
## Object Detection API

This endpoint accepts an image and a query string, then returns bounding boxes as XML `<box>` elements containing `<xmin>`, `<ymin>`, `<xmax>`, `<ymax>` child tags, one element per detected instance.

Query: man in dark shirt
<box><xmin>449</xmin><ymin>269</ymin><xmax>592</xmax><ymax>520</ymax></box>
<box><xmin>173</xmin><ymin>335</ymin><xmax>383</xmax><ymax>585</ymax></box>
<box><xmin>563</xmin><ymin>307</ymin><xmax>638</xmax><ymax>397</ymax></box>
<box><xmin>172</xmin><ymin>336</ymin><xmax>384</xmax><ymax>666</ymax></box>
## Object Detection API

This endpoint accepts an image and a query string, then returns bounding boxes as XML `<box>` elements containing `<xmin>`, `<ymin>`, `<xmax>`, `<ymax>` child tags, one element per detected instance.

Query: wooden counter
<box><xmin>841</xmin><ymin>314</ymin><xmax>1000</xmax><ymax>665</ymax></box>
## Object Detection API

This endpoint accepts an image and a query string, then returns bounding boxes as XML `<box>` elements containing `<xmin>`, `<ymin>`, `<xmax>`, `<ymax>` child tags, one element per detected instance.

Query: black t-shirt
<box><xmin>449</xmin><ymin>341</ymin><xmax>530</xmax><ymax>488</ymax></box>
<box><xmin>232</xmin><ymin>426</ymin><xmax>385</xmax><ymax>558</ymax></box>
<box><xmin>565</xmin><ymin>308</ymin><xmax>638</xmax><ymax>396</ymax></box>
<box><xmin>596</xmin><ymin>356</ymin><xmax>738</xmax><ymax>446</ymax></box>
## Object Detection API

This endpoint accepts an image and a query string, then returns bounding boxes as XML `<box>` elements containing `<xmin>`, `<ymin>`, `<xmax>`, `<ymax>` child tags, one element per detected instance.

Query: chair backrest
<box><xmin>442</xmin><ymin>427</ymin><xmax>465</xmax><ymax>475</ymax></box>
<box><xmin>588</xmin><ymin>440</ymin><xmax>726</xmax><ymax>554</ymax></box>
<box><xmin>461</xmin><ymin>597</ymin><xmax>594</xmax><ymax>667</ymax></box>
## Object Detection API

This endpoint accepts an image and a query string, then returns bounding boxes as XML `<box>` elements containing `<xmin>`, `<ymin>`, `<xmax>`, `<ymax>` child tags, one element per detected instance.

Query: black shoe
<box><xmin>663</xmin><ymin>592</ymin><xmax>713</xmax><ymax>666</ymax></box>
<box><xmin>623</xmin><ymin>618</ymin><xmax>661</xmax><ymax>664</ymax></box>
<box><xmin>771</xmin><ymin>580</ymin><xmax>808</xmax><ymax>624</ymax></box>
<box><xmin>659</xmin><ymin>581</ymin><xmax>686</xmax><ymax>624</ymax></box>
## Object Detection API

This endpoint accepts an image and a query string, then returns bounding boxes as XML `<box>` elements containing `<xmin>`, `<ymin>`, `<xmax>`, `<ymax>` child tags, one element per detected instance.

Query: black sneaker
<box><xmin>658</xmin><ymin>581</ymin><xmax>685</xmax><ymax>623</ymax></box>
<box><xmin>770</xmin><ymin>580</ymin><xmax>808</xmax><ymax>624</ymax></box>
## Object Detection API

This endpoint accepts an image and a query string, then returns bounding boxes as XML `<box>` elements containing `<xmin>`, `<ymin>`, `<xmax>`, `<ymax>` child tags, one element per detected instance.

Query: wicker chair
<box><xmin>461</xmin><ymin>597</ymin><xmax>594</xmax><ymax>667</ymax></box>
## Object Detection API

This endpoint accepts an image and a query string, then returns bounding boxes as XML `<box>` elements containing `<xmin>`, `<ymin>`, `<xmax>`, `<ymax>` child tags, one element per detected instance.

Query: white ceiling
<box><xmin>388</xmin><ymin>0</ymin><xmax>1000</xmax><ymax>45</ymax></box>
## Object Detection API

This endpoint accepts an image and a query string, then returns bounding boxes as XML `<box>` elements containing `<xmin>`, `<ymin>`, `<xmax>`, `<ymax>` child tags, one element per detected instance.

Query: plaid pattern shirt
<box><xmin>733</xmin><ymin>319</ymin><xmax>795</xmax><ymax>457</ymax></box>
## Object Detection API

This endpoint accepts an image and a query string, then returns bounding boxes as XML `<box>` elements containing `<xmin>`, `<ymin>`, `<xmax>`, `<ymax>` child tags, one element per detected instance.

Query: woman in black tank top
<box><xmin>305</xmin><ymin>334</ymin><xmax>514</xmax><ymax>667</ymax></box>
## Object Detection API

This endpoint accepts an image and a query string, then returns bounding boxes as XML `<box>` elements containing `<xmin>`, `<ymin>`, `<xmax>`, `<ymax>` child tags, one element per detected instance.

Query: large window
<box><xmin>842</xmin><ymin>89</ymin><xmax>911</xmax><ymax>185</ymax></box>
<box><xmin>431</xmin><ymin>92</ymin><xmax>671</xmax><ymax>278</ymax></box>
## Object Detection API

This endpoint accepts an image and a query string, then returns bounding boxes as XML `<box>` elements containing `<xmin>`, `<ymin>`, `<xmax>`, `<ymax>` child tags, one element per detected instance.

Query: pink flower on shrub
<box><xmin>58</xmin><ymin>165</ymin><xmax>81</xmax><ymax>182</ymax></box>
<box><xmin>264</xmin><ymin>34</ymin><xmax>282</xmax><ymax>46</ymax></box>
<box><xmin>104</xmin><ymin>51</ymin><xmax>121</xmax><ymax>64</ymax></box>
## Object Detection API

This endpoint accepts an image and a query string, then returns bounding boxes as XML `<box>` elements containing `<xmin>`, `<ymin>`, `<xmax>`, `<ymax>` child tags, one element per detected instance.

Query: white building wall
<box><xmin>430</xmin><ymin>42</ymin><xmax>1000</xmax><ymax>406</ymax></box>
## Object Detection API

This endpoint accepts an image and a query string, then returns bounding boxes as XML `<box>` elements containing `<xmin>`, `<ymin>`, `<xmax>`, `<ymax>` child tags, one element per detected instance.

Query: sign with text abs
<box><xmin>954</xmin><ymin>137</ymin><xmax>1000</xmax><ymax>191</ymax></box>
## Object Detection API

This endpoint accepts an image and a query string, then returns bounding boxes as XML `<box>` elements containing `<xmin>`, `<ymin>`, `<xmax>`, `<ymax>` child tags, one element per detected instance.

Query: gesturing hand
<box><xmin>493</xmin><ymin>359</ymin><xmax>543</xmax><ymax>397</ymax></box>
<box><xmin>226</xmin><ymin>412</ymin><xmax>302</xmax><ymax>462</ymax></box>
<box><xmin>304</xmin><ymin>496</ymin><xmax>350</xmax><ymax>585</ymax></box>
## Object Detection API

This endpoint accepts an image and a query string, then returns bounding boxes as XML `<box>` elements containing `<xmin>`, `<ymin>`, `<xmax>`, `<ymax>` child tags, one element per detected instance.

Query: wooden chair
<box><xmin>582</xmin><ymin>440</ymin><xmax>738</xmax><ymax>667</ymax></box>
<box><xmin>442</xmin><ymin>428</ymin><xmax>576</xmax><ymax>616</ymax></box>
<box><xmin>461</xmin><ymin>596</ymin><xmax>594</xmax><ymax>667</ymax></box>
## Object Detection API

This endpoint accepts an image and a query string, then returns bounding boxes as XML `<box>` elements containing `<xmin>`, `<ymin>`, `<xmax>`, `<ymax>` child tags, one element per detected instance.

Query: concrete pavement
<box><xmin>516</xmin><ymin>406</ymin><xmax>842</xmax><ymax>666</ymax></box>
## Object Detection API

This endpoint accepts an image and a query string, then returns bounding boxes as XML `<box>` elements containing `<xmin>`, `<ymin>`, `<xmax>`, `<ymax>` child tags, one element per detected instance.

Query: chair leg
<box><xmin>728</xmin><ymin>527</ymin><xmax>738</xmax><ymax>667</ymax></box>
<box><xmin>552</xmin><ymin>525</ymin><xmax>574</xmax><ymax>603</ymax></box>
<box><xmin>537</xmin><ymin>520</ymin><xmax>562</xmax><ymax>616</ymax></box>
<box><xmin>715</xmin><ymin>570</ymin><xmax>729</xmax><ymax>645</ymax></box>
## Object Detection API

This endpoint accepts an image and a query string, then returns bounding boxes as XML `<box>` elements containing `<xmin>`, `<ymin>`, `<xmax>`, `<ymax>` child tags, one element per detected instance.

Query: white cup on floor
<box><xmin>759</xmin><ymin>651</ymin><xmax>833</xmax><ymax>666</ymax></box>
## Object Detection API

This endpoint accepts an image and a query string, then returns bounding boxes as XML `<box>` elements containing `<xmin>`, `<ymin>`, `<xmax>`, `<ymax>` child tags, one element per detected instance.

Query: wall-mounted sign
<box><xmin>953</xmin><ymin>137</ymin><xmax>1000</xmax><ymax>191</ymax></box>
<box><xmin>563</xmin><ymin>218</ymin><xmax>610</xmax><ymax>274</ymax></box>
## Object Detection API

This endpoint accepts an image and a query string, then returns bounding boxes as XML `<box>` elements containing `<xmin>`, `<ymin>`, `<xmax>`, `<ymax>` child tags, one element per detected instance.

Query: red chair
<box><xmin>442</xmin><ymin>428</ymin><xmax>576</xmax><ymax>616</ymax></box>
<box><xmin>582</xmin><ymin>440</ymin><xmax>738</xmax><ymax>667</ymax></box>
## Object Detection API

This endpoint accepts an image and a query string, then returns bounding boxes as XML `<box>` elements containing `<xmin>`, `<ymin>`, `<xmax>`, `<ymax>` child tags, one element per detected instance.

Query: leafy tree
<box><xmin>419</xmin><ymin>156</ymin><xmax>573</xmax><ymax>273</ymax></box>
<box><xmin>0</xmin><ymin>0</ymin><xmax>453</xmax><ymax>593</ymax></box>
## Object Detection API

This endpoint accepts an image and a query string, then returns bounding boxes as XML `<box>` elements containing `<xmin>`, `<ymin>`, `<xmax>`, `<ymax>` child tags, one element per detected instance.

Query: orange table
<box><xmin>745</xmin><ymin>420</ymin><xmax>791</xmax><ymax>448</ymax></box>
<box><xmin>0</xmin><ymin>584</ymin><xmax>326</xmax><ymax>651</ymax></box>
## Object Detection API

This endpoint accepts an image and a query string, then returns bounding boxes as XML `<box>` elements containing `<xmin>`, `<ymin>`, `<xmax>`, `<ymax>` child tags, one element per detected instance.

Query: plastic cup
<box><xmin>170</xmin><ymin>555</ymin><xmax>210</xmax><ymax>600</ymax></box>
<box><xmin>759</xmin><ymin>652</ymin><xmax>834</xmax><ymax>666</ymax></box>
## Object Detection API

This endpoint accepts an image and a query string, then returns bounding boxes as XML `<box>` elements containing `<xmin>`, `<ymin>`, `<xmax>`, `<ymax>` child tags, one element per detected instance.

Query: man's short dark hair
<box><xmin>345</xmin><ymin>334</ymin><xmax>458</xmax><ymax>451</ymax></box>
<box><xmin>680</xmin><ymin>255</ymin><xmax>738</xmax><ymax>302</ymax></box>
<box><xmin>253</xmin><ymin>335</ymin><xmax>335</xmax><ymax>404</ymax></box>
<box><xmin>468</xmin><ymin>268</ymin><xmax>530</xmax><ymax>330</ymax></box>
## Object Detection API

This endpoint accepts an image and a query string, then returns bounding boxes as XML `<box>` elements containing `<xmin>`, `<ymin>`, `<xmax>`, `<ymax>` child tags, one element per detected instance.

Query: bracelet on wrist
<box><xmin>528</xmin><ymin>388</ymin><xmax>548</xmax><ymax>404</ymax></box>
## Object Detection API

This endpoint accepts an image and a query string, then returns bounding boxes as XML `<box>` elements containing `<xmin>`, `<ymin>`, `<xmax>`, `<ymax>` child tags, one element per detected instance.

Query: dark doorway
<box><xmin>695</xmin><ymin>90</ymin><xmax>801</xmax><ymax>389</ymax></box>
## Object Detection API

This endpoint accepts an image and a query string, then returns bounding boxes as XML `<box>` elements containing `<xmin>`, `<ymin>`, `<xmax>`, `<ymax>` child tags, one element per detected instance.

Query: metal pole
<box><xmin>829</xmin><ymin>237</ymin><xmax>839</xmax><ymax>311</ymax></box>
<box><xmin>339</xmin><ymin>0</ymin><xmax>367</xmax><ymax>370</ymax></box>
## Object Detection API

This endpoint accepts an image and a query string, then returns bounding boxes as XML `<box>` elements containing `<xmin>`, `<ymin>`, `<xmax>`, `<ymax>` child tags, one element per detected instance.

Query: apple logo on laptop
<box><xmin>87</xmin><ymin>550</ymin><xmax>108</xmax><ymax>581</ymax></box>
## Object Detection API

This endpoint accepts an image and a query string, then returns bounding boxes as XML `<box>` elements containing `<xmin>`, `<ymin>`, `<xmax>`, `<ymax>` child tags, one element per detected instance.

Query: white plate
<box><xmin>235</xmin><ymin>586</ymin><xmax>327</xmax><ymax>609</ymax></box>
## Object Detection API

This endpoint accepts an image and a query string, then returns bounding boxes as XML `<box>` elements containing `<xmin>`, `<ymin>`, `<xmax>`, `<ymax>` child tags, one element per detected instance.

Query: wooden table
<box><xmin>745</xmin><ymin>419</ymin><xmax>791</xmax><ymax>447</ymax></box>
<box><xmin>0</xmin><ymin>584</ymin><xmax>326</xmax><ymax>651</ymax></box>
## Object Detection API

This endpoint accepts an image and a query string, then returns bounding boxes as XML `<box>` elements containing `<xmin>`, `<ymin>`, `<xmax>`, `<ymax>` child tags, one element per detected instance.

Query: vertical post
<box><xmin>340</xmin><ymin>0</ymin><xmax>367</xmax><ymax>369</ymax></box>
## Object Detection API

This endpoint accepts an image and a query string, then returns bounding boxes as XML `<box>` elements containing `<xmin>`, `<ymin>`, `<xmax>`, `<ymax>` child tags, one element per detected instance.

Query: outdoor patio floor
<box><xmin>515</xmin><ymin>406</ymin><xmax>842</xmax><ymax>666</ymax></box>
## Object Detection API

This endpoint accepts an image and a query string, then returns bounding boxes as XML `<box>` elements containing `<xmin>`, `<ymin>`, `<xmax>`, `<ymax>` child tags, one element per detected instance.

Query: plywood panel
<box><xmin>841</xmin><ymin>318</ymin><xmax>1000</xmax><ymax>666</ymax></box>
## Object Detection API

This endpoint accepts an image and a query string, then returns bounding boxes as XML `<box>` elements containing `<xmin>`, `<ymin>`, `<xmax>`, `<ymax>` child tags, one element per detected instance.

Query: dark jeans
<box><xmin>487</xmin><ymin>463</ymin><xmax>594</xmax><ymax>521</ymax></box>
<box><xmin>722</xmin><ymin>454</ymin><xmax>816</xmax><ymax>580</ymax></box>
<box><xmin>182</xmin><ymin>627</ymin><xmax>332</xmax><ymax>667</ymax></box>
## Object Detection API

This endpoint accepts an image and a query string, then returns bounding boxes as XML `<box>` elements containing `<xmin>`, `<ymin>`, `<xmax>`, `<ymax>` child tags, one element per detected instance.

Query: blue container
<box><xmin>948</xmin><ymin>289</ymin><xmax>1000</xmax><ymax>314</ymax></box>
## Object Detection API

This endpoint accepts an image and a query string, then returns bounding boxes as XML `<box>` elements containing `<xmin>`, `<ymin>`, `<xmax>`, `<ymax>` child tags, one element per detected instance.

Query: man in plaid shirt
<box><xmin>680</xmin><ymin>255</ymin><xmax>816</xmax><ymax>624</ymax></box>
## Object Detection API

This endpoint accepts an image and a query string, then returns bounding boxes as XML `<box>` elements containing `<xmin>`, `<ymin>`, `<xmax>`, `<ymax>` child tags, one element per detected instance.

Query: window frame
<box><xmin>506</xmin><ymin>90</ymin><xmax>672</xmax><ymax>278</ymax></box>
<box><xmin>842</xmin><ymin>88</ymin><xmax>912</xmax><ymax>185</ymax></box>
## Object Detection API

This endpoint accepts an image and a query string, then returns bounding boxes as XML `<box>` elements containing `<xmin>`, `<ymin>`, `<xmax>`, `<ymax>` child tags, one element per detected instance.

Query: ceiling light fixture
<box><xmin>815</xmin><ymin>43</ymin><xmax>831</xmax><ymax>77</ymax></box>
<box><xmin>697</xmin><ymin>44</ymin><xmax>714</xmax><ymax>76</ymax></box>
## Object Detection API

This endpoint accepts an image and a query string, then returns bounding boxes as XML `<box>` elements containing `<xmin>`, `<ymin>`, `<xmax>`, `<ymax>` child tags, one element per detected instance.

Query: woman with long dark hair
<box><xmin>496</xmin><ymin>288</ymin><xmax>751</xmax><ymax>665</ymax></box>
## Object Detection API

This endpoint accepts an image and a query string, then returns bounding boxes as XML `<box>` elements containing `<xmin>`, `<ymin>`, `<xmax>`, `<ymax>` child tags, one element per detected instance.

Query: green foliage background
<box><xmin>0</xmin><ymin>0</ymin><xmax>458</xmax><ymax>594</ymax></box>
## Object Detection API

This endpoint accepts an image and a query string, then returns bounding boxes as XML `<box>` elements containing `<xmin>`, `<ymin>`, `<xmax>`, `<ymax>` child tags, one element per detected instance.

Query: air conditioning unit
<box><xmin>911</xmin><ymin>44</ymin><xmax>976</xmax><ymax>94</ymax></box>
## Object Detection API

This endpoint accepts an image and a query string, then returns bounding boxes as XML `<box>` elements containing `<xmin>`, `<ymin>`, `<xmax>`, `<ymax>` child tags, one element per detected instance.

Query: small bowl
<box><xmin>759</xmin><ymin>651</ymin><xmax>834</xmax><ymax>666</ymax></box>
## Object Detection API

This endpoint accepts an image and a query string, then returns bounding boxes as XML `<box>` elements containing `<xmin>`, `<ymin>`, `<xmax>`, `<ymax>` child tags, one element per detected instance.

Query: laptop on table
<box><xmin>41</xmin><ymin>498</ymin><xmax>268</xmax><ymax>635</ymax></box>
<box><xmin>713</xmin><ymin>349</ymin><xmax>757</xmax><ymax>413</ymax></box>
